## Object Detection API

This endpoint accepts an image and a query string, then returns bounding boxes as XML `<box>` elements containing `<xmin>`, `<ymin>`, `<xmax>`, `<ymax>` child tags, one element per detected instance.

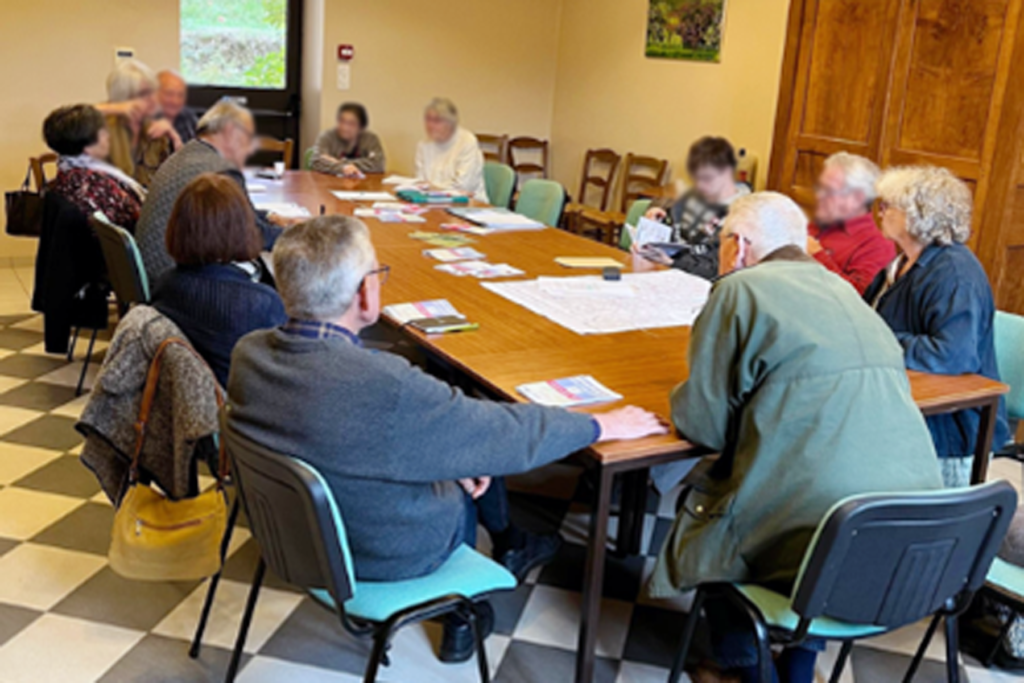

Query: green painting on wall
<box><xmin>646</xmin><ymin>0</ymin><xmax>727</xmax><ymax>62</ymax></box>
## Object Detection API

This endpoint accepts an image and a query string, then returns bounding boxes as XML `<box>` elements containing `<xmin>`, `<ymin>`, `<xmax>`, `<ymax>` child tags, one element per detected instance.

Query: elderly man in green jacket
<box><xmin>650</xmin><ymin>192</ymin><xmax>943</xmax><ymax>683</ymax></box>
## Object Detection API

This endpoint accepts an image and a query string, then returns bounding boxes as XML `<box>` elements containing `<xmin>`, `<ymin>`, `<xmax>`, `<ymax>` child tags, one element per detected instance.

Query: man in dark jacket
<box><xmin>134</xmin><ymin>99</ymin><xmax>289</xmax><ymax>282</ymax></box>
<box><xmin>227</xmin><ymin>215</ymin><xmax>666</xmax><ymax>663</ymax></box>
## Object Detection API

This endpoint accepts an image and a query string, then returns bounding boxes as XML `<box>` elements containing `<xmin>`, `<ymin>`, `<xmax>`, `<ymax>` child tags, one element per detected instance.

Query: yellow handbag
<box><xmin>109</xmin><ymin>338</ymin><xmax>229</xmax><ymax>582</ymax></box>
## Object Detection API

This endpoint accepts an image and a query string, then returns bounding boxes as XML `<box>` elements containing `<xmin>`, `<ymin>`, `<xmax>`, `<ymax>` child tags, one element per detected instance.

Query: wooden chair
<box><xmin>255</xmin><ymin>137</ymin><xmax>295</xmax><ymax>169</ymax></box>
<box><xmin>576</xmin><ymin>153</ymin><xmax>669</xmax><ymax>245</ymax></box>
<box><xmin>507</xmin><ymin>137</ymin><xmax>550</xmax><ymax>188</ymax></box>
<box><xmin>564</xmin><ymin>149</ymin><xmax>621</xmax><ymax>239</ymax></box>
<box><xmin>477</xmin><ymin>134</ymin><xmax>508</xmax><ymax>164</ymax></box>
<box><xmin>30</xmin><ymin>153</ymin><xmax>58</xmax><ymax>189</ymax></box>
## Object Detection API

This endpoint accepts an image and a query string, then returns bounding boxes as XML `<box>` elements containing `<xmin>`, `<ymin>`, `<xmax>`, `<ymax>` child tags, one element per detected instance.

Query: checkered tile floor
<box><xmin>1</xmin><ymin>259</ymin><xmax>1023</xmax><ymax>682</ymax></box>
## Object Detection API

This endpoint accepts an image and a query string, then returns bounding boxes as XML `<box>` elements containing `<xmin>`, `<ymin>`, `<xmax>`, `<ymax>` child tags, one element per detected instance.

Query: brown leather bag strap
<box><xmin>129</xmin><ymin>337</ymin><xmax>227</xmax><ymax>484</ymax></box>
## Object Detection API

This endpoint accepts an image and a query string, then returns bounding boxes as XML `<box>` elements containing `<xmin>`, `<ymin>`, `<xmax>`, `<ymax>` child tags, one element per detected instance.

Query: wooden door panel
<box><xmin>894</xmin><ymin>0</ymin><xmax>1014</xmax><ymax>161</ymax></box>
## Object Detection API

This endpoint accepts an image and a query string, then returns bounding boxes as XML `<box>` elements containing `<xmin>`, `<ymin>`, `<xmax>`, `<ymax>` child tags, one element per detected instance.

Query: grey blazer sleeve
<box><xmin>309</xmin><ymin>129</ymin><xmax>346</xmax><ymax>176</ymax></box>
<box><xmin>349</xmin><ymin>132</ymin><xmax>386</xmax><ymax>174</ymax></box>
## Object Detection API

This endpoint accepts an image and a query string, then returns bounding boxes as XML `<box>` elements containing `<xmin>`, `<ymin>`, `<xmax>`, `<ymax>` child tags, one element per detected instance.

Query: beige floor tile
<box><xmin>0</xmin><ymin>442</ymin><xmax>64</xmax><ymax>485</ymax></box>
<box><xmin>0</xmin><ymin>543</ymin><xmax>106</xmax><ymax>610</ymax></box>
<box><xmin>0</xmin><ymin>487</ymin><xmax>83</xmax><ymax>540</ymax></box>
<box><xmin>0</xmin><ymin>406</ymin><xmax>45</xmax><ymax>436</ymax></box>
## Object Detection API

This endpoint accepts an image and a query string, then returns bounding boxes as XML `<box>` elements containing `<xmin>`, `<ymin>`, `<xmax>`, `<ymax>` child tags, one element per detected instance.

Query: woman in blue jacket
<box><xmin>865</xmin><ymin>165</ymin><xmax>1009</xmax><ymax>486</ymax></box>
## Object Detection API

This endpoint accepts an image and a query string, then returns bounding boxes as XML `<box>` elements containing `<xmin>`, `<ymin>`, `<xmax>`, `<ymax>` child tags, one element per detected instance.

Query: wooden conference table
<box><xmin>261</xmin><ymin>171</ymin><xmax>1008</xmax><ymax>683</ymax></box>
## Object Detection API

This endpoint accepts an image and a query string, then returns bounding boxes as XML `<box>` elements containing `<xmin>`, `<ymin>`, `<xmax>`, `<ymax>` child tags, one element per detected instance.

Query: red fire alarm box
<box><xmin>337</xmin><ymin>45</ymin><xmax>355</xmax><ymax>61</ymax></box>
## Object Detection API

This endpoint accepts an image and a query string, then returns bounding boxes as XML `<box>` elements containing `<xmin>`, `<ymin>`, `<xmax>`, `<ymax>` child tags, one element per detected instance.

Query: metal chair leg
<box><xmin>469</xmin><ymin>604</ymin><xmax>491</xmax><ymax>683</ymax></box>
<box><xmin>945</xmin><ymin>615</ymin><xmax>961</xmax><ymax>683</ymax></box>
<box><xmin>74</xmin><ymin>328</ymin><xmax>98</xmax><ymax>396</ymax></box>
<box><xmin>363</xmin><ymin>627</ymin><xmax>392</xmax><ymax>683</ymax></box>
<box><xmin>224</xmin><ymin>558</ymin><xmax>265</xmax><ymax>683</ymax></box>
<box><xmin>984</xmin><ymin>609</ymin><xmax>1016</xmax><ymax>667</ymax></box>
<box><xmin>668</xmin><ymin>589</ymin><xmax>706</xmax><ymax>683</ymax></box>
<box><xmin>67</xmin><ymin>327</ymin><xmax>79</xmax><ymax>361</ymax></box>
<box><xmin>904</xmin><ymin>613</ymin><xmax>942</xmax><ymax>682</ymax></box>
<box><xmin>190</xmin><ymin>496</ymin><xmax>241</xmax><ymax>658</ymax></box>
<box><xmin>829</xmin><ymin>641</ymin><xmax>853</xmax><ymax>683</ymax></box>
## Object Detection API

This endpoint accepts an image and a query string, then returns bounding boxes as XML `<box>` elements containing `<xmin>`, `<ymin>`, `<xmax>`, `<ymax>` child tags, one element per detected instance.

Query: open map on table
<box><xmin>480</xmin><ymin>270</ymin><xmax>712</xmax><ymax>335</ymax></box>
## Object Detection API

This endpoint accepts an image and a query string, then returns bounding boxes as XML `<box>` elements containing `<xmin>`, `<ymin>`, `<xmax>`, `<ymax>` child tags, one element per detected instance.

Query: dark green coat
<box><xmin>649</xmin><ymin>250</ymin><xmax>943</xmax><ymax>598</ymax></box>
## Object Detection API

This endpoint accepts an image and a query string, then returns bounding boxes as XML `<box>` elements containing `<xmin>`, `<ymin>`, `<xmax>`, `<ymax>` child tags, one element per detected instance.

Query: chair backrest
<box><xmin>477</xmin><ymin>134</ymin><xmax>508</xmax><ymax>165</ymax></box>
<box><xmin>791</xmin><ymin>481</ymin><xmax>1017</xmax><ymax>630</ymax></box>
<box><xmin>995</xmin><ymin>310</ymin><xmax>1024</xmax><ymax>423</ymax></box>
<box><xmin>302</xmin><ymin>147</ymin><xmax>316</xmax><ymax>171</ymax></box>
<box><xmin>619</xmin><ymin>199</ymin><xmax>654</xmax><ymax>250</ymax></box>
<box><xmin>484</xmin><ymin>162</ymin><xmax>516</xmax><ymax>209</ymax></box>
<box><xmin>224</xmin><ymin>421</ymin><xmax>356</xmax><ymax>606</ymax></box>
<box><xmin>577</xmin><ymin>149</ymin><xmax>622</xmax><ymax>212</ymax></box>
<box><xmin>256</xmin><ymin>137</ymin><xmax>295</xmax><ymax>169</ymax></box>
<box><xmin>508</xmin><ymin>137</ymin><xmax>550</xmax><ymax>188</ymax></box>
<box><xmin>88</xmin><ymin>212</ymin><xmax>150</xmax><ymax>305</ymax></box>
<box><xmin>621</xmin><ymin>154</ymin><xmax>669</xmax><ymax>212</ymax></box>
<box><xmin>515</xmin><ymin>179</ymin><xmax>566</xmax><ymax>227</ymax></box>
<box><xmin>30</xmin><ymin>153</ymin><xmax>58</xmax><ymax>190</ymax></box>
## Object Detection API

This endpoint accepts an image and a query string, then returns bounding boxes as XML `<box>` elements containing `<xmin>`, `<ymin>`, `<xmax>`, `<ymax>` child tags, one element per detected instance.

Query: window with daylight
<box><xmin>180</xmin><ymin>0</ymin><xmax>288</xmax><ymax>89</ymax></box>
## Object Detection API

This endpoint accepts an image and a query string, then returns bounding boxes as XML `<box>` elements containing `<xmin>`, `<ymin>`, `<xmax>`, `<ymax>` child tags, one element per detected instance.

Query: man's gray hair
<box><xmin>272</xmin><ymin>216</ymin><xmax>376</xmax><ymax>320</ymax></box>
<box><xmin>196</xmin><ymin>98</ymin><xmax>253</xmax><ymax>136</ymax></box>
<box><xmin>106</xmin><ymin>59</ymin><xmax>157</xmax><ymax>102</ymax></box>
<box><xmin>824</xmin><ymin>152</ymin><xmax>881</xmax><ymax>204</ymax></box>
<box><xmin>876</xmin><ymin>166</ymin><xmax>972</xmax><ymax>246</ymax></box>
<box><xmin>724</xmin><ymin>192</ymin><xmax>808</xmax><ymax>262</ymax></box>
<box><xmin>425</xmin><ymin>97</ymin><xmax>459</xmax><ymax>125</ymax></box>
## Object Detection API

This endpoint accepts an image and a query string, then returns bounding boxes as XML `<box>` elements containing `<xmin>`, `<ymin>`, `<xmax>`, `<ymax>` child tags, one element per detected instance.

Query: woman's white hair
<box><xmin>106</xmin><ymin>59</ymin><xmax>157</xmax><ymax>102</ymax></box>
<box><xmin>196</xmin><ymin>98</ymin><xmax>253</xmax><ymax>136</ymax></box>
<box><xmin>824</xmin><ymin>152</ymin><xmax>881</xmax><ymax>204</ymax></box>
<box><xmin>425</xmin><ymin>97</ymin><xmax>459</xmax><ymax>125</ymax></box>
<box><xmin>272</xmin><ymin>215</ymin><xmax>376</xmax><ymax>320</ymax></box>
<box><xmin>724</xmin><ymin>192</ymin><xmax>808</xmax><ymax>263</ymax></box>
<box><xmin>876</xmin><ymin>166</ymin><xmax>972</xmax><ymax>246</ymax></box>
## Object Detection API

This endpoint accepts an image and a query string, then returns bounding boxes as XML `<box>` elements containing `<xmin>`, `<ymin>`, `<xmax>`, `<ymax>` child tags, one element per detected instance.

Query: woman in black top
<box><xmin>153</xmin><ymin>173</ymin><xmax>286</xmax><ymax>386</ymax></box>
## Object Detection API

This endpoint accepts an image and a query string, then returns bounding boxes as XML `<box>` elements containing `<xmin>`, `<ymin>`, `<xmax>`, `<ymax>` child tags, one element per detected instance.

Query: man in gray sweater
<box><xmin>135</xmin><ymin>99</ymin><xmax>290</xmax><ymax>282</ymax></box>
<box><xmin>227</xmin><ymin>215</ymin><xmax>665</xmax><ymax>662</ymax></box>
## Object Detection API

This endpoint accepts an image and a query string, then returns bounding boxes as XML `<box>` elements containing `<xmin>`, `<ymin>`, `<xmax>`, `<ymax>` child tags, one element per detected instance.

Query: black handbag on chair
<box><xmin>5</xmin><ymin>164</ymin><xmax>45</xmax><ymax>237</ymax></box>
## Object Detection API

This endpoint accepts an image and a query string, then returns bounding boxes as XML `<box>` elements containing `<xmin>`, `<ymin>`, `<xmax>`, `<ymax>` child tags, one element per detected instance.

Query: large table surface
<box><xmin>260</xmin><ymin>172</ymin><xmax>1009</xmax><ymax>465</ymax></box>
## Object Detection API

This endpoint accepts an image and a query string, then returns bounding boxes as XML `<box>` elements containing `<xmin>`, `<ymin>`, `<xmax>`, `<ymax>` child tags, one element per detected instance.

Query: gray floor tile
<box><xmin>491</xmin><ymin>582</ymin><xmax>534</xmax><ymax>636</ymax></box>
<box><xmin>495</xmin><ymin>640</ymin><xmax>619</xmax><ymax>683</ymax></box>
<box><xmin>53</xmin><ymin>567</ymin><xmax>200</xmax><ymax>632</ymax></box>
<box><xmin>852</xmin><ymin>644</ymin><xmax>964</xmax><ymax>682</ymax></box>
<box><xmin>97</xmin><ymin>633</ymin><xmax>244</xmax><ymax>683</ymax></box>
<box><xmin>0</xmin><ymin>414</ymin><xmax>83</xmax><ymax>450</ymax></box>
<box><xmin>0</xmin><ymin>535</ymin><xmax>17</xmax><ymax>558</ymax></box>
<box><xmin>621</xmin><ymin>604</ymin><xmax>688</xmax><ymax>669</ymax></box>
<box><xmin>0</xmin><ymin>315</ymin><xmax>35</xmax><ymax>328</ymax></box>
<box><xmin>0</xmin><ymin>602</ymin><xmax>41</xmax><ymax>647</ymax></box>
<box><xmin>221</xmin><ymin>537</ymin><xmax>302</xmax><ymax>593</ymax></box>
<box><xmin>0</xmin><ymin>381</ymin><xmax>79</xmax><ymax>411</ymax></box>
<box><xmin>0</xmin><ymin>354</ymin><xmax>67</xmax><ymax>379</ymax></box>
<box><xmin>13</xmin><ymin>455</ymin><xmax>101</xmax><ymax>498</ymax></box>
<box><xmin>257</xmin><ymin>598</ymin><xmax>369</xmax><ymax>675</ymax></box>
<box><xmin>30</xmin><ymin>501</ymin><xmax>113</xmax><ymax>555</ymax></box>
<box><xmin>535</xmin><ymin>541</ymin><xmax>646</xmax><ymax>602</ymax></box>
<box><xmin>0</xmin><ymin>329</ymin><xmax>45</xmax><ymax>351</ymax></box>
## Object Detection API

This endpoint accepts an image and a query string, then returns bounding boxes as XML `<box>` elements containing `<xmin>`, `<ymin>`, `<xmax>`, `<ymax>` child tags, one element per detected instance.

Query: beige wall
<box><xmin>550</xmin><ymin>0</ymin><xmax>791</xmax><ymax>198</ymax></box>
<box><xmin>0</xmin><ymin>0</ymin><xmax>179</xmax><ymax>258</ymax></box>
<box><xmin>314</xmin><ymin>0</ymin><xmax>564</xmax><ymax>176</ymax></box>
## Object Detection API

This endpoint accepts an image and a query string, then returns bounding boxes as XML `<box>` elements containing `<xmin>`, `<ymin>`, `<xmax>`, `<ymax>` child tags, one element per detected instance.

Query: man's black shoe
<box><xmin>497</xmin><ymin>531</ymin><xmax>562</xmax><ymax>582</ymax></box>
<box><xmin>439</xmin><ymin>601</ymin><xmax>495</xmax><ymax>664</ymax></box>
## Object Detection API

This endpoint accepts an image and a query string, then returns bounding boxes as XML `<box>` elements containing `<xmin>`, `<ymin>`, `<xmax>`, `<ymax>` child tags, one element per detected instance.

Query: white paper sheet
<box><xmin>252</xmin><ymin>202</ymin><xmax>311</xmax><ymax>218</ymax></box>
<box><xmin>631</xmin><ymin>216</ymin><xmax>673</xmax><ymax>246</ymax></box>
<box><xmin>382</xmin><ymin>175</ymin><xmax>421</xmax><ymax>186</ymax></box>
<box><xmin>331</xmin><ymin>191</ymin><xmax>396</xmax><ymax>202</ymax></box>
<box><xmin>481</xmin><ymin>270</ymin><xmax>711</xmax><ymax>335</ymax></box>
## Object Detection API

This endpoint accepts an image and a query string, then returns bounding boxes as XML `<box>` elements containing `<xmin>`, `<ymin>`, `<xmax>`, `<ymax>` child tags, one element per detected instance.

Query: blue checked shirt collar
<box><xmin>281</xmin><ymin>319</ymin><xmax>362</xmax><ymax>346</ymax></box>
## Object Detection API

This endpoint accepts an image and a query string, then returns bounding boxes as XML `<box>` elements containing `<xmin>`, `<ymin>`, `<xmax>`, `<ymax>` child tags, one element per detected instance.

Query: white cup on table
<box><xmin>274</xmin><ymin>161</ymin><xmax>286</xmax><ymax>179</ymax></box>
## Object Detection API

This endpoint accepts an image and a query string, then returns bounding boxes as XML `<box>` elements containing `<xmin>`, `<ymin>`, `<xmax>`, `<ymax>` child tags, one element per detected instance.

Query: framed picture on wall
<box><xmin>645</xmin><ymin>0</ymin><xmax>727</xmax><ymax>62</ymax></box>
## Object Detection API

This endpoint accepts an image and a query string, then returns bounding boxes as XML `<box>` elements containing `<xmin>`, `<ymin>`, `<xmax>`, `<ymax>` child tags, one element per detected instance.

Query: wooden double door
<box><xmin>768</xmin><ymin>0</ymin><xmax>1024</xmax><ymax>313</ymax></box>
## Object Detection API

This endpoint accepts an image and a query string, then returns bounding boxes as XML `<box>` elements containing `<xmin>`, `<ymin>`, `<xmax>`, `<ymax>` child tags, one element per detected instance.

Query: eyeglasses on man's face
<box><xmin>364</xmin><ymin>265</ymin><xmax>391</xmax><ymax>286</ymax></box>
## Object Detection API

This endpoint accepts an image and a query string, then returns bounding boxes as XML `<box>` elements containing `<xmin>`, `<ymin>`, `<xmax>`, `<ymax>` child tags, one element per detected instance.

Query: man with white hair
<box><xmin>157</xmin><ymin>70</ymin><xmax>198</xmax><ymax>144</ymax></box>
<box><xmin>808</xmin><ymin>151</ymin><xmax>895</xmax><ymax>294</ymax></box>
<box><xmin>414</xmin><ymin>97</ymin><xmax>488</xmax><ymax>201</ymax></box>
<box><xmin>227</xmin><ymin>215</ymin><xmax>666</xmax><ymax>663</ymax></box>
<box><xmin>135</xmin><ymin>99</ymin><xmax>290</xmax><ymax>281</ymax></box>
<box><xmin>649</xmin><ymin>193</ymin><xmax>942</xmax><ymax>682</ymax></box>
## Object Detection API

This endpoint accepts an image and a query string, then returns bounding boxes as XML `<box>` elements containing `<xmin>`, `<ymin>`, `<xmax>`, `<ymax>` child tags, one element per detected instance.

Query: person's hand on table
<box><xmin>644</xmin><ymin>207</ymin><xmax>668</xmax><ymax>221</ymax></box>
<box><xmin>458</xmin><ymin>476</ymin><xmax>492</xmax><ymax>499</ymax></box>
<box><xmin>806</xmin><ymin>235</ymin><xmax>824</xmax><ymax>256</ymax></box>
<box><xmin>340</xmin><ymin>164</ymin><xmax>363</xmax><ymax>178</ymax></box>
<box><xmin>593</xmin><ymin>406</ymin><xmax>670</xmax><ymax>442</ymax></box>
<box><xmin>631</xmin><ymin>243</ymin><xmax>673</xmax><ymax>266</ymax></box>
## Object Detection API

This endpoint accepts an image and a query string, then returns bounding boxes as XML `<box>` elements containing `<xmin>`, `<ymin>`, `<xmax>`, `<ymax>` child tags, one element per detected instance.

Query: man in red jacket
<box><xmin>807</xmin><ymin>152</ymin><xmax>895</xmax><ymax>294</ymax></box>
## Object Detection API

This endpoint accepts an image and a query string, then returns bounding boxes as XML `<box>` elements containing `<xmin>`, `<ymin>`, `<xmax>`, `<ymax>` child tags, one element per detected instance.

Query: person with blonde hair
<box><xmin>865</xmin><ymin>166</ymin><xmax>1009</xmax><ymax>486</ymax></box>
<box><xmin>414</xmin><ymin>98</ymin><xmax>487</xmax><ymax>201</ymax></box>
<box><xmin>96</xmin><ymin>59</ymin><xmax>181</xmax><ymax>185</ymax></box>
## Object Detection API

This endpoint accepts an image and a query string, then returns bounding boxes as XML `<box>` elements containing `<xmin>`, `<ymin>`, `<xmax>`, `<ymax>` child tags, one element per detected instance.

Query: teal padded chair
<box><xmin>484</xmin><ymin>162</ymin><xmax>516</xmax><ymax>209</ymax></box>
<box><xmin>618</xmin><ymin>199</ymin><xmax>653</xmax><ymax>250</ymax></box>
<box><xmin>994</xmin><ymin>310</ymin><xmax>1024</xmax><ymax>443</ymax></box>
<box><xmin>303</xmin><ymin>147</ymin><xmax>316</xmax><ymax>170</ymax></box>
<box><xmin>514</xmin><ymin>179</ymin><xmax>565</xmax><ymax>227</ymax></box>
<box><xmin>668</xmin><ymin>482</ymin><xmax>1017</xmax><ymax>683</ymax></box>
<box><xmin>219</xmin><ymin>423</ymin><xmax>517</xmax><ymax>683</ymax></box>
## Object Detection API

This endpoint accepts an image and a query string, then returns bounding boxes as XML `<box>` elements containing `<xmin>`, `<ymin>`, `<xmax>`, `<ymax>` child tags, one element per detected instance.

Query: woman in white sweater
<box><xmin>415</xmin><ymin>98</ymin><xmax>488</xmax><ymax>202</ymax></box>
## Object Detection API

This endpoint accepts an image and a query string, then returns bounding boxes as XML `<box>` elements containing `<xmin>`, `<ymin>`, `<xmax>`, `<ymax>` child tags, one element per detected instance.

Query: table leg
<box><xmin>616</xmin><ymin>470</ymin><xmax>648</xmax><ymax>557</ymax></box>
<box><xmin>575</xmin><ymin>465</ymin><xmax>613</xmax><ymax>683</ymax></box>
<box><xmin>971</xmin><ymin>397</ymin><xmax>1000</xmax><ymax>484</ymax></box>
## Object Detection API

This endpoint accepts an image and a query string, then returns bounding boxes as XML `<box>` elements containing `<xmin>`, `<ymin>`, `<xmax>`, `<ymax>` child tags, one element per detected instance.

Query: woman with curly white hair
<box><xmin>864</xmin><ymin>165</ymin><xmax>1009</xmax><ymax>487</ymax></box>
